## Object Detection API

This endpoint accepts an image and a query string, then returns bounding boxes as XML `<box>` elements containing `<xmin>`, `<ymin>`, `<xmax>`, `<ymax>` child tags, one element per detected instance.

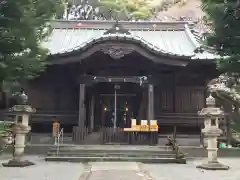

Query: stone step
<box><xmin>48</xmin><ymin>147</ymin><xmax>173</xmax><ymax>155</ymax></box>
<box><xmin>45</xmin><ymin>156</ymin><xmax>186</xmax><ymax>164</ymax></box>
<box><xmin>48</xmin><ymin>149</ymin><xmax>174</xmax><ymax>154</ymax></box>
<box><xmin>47</xmin><ymin>152</ymin><xmax>176</xmax><ymax>158</ymax></box>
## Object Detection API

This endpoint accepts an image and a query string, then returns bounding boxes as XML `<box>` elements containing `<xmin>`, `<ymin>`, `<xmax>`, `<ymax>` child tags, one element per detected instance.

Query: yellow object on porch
<box><xmin>140</xmin><ymin>125</ymin><xmax>149</xmax><ymax>132</ymax></box>
<box><xmin>150</xmin><ymin>120</ymin><xmax>158</xmax><ymax>131</ymax></box>
<box><xmin>131</xmin><ymin>119</ymin><xmax>137</xmax><ymax>126</ymax></box>
<box><xmin>123</xmin><ymin>119</ymin><xmax>158</xmax><ymax>132</ymax></box>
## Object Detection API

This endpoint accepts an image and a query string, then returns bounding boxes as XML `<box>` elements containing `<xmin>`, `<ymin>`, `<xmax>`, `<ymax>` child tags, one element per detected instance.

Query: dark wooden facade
<box><xmin>23</xmin><ymin>48</ymin><xmax>218</xmax><ymax>134</ymax></box>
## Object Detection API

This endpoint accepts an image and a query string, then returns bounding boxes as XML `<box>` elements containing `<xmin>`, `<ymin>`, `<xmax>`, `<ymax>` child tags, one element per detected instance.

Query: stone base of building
<box><xmin>2</xmin><ymin>159</ymin><xmax>35</xmax><ymax>167</ymax></box>
<box><xmin>196</xmin><ymin>161</ymin><xmax>229</xmax><ymax>170</ymax></box>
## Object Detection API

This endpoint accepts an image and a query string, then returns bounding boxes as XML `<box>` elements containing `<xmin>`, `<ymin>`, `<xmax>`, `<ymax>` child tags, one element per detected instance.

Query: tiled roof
<box><xmin>42</xmin><ymin>20</ymin><xmax>217</xmax><ymax>60</ymax></box>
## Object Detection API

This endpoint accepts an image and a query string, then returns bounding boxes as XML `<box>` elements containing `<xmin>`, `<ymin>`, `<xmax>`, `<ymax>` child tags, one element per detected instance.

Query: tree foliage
<box><xmin>201</xmin><ymin>0</ymin><xmax>240</xmax><ymax>75</ymax></box>
<box><xmin>98</xmin><ymin>0</ymin><xmax>154</xmax><ymax>20</ymax></box>
<box><xmin>0</xmin><ymin>0</ymin><xmax>64</xmax><ymax>85</ymax></box>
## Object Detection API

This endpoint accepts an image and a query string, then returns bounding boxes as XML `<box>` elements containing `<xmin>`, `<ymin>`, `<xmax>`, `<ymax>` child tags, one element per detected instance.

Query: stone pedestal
<box><xmin>197</xmin><ymin>160</ymin><xmax>229</xmax><ymax>170</ymax></box>
<box><xmin>196</xmin><ymin>128</ymin><xmax>229</xmax><ymax>170</ymax></box>
<box><xmin>197</xmin><ymin>94</ymin><xmax>229</xmax><ymax>170</ymax></box>
<box><xmin>2</xmin><ymin>123</ymin><xmax>34</xmax><ymax>167</ymax></box>
<box><xmin>2</xmin><ymin>104</ymin><xmax>35</xmax><ymax>167</ymax></box>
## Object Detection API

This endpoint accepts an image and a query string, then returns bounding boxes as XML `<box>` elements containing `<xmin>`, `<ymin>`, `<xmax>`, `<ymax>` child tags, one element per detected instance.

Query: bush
<box><xmin>0</xmin><ymin>121</ymin><xmax>14</xmax><ymax>152</ymax></box>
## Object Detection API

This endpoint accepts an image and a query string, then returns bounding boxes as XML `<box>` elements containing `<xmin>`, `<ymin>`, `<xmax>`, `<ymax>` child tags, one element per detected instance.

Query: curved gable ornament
<box><xmin>100</xmin><ymin>45</ymin><xmax>134</xmax><ymax>59</ymax></box>
<box><xmin>103</xmin><ymin>21</ymin><xmax>131</xmax><ymax>35</ymax></box>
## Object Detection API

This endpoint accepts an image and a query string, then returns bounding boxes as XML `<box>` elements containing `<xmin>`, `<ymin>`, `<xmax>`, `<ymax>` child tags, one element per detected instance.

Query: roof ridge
<box><xmin>51</xmin><ymin>20</ymin><xmax>188</xmax><ymax>30</ymax></box>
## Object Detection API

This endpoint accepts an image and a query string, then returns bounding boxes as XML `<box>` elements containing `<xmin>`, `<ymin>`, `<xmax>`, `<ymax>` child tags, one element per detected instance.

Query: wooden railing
<box><xmin>71</xmin><ymin>126</ymin><xmax>158</xmax><ymax>145</ymax></box>
<box><xmin>156</xmin><ymin>113</ymin><xmax>204</xmax><ymax>126</ymax></box>
<box><xmin>100</xmin><ymin>127</ymin><xmax>158</xmax><ymax>145</ymax></box>
<box><xmin>100</xmin><ymin>127</ymin><xmax>126</xmax><ymax>144</ymax></box>
<box><xmin>72</xmin><ymin>126</ymin><xmax>88</xmax><ymax>143</ymax></box>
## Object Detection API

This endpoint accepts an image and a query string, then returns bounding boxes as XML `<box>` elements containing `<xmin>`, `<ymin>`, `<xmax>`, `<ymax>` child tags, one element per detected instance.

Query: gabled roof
<box><xmin>42</xmin><ymin>20</ymin><xmax>218</xmax><ymax>61</ymax></box>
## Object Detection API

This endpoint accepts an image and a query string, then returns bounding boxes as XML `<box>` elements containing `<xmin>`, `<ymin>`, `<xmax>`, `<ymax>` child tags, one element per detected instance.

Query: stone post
<box><xmin>197</xmin><ymin>94</ymin><xmax>229</xmax><ymax>170</ymax></box>
<box><xmin>3</xmin><ymin>104</ymin><xmax>35</xmax><ymax>167</ymax></box>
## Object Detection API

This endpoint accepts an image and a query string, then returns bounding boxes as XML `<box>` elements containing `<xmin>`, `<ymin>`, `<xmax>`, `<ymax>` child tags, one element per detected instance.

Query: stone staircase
<box><xmin>45</xmin><ymin>145</ymin><xmax>186</xmax><ymax>163</ymax></box>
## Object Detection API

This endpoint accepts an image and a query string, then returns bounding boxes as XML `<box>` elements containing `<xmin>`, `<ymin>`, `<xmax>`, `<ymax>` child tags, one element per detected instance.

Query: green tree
<box><xmin>98</xmin><ymin>0</ymin><xmax>154</xmax><ymax>20</ymax></box>
<box><xmin>201</xmin><ymin>0</ymin><xmax>240</xmax><ymax>75</ymax></box>
<box><xmin>0</xmin><ymin>0</ymin><xmax>64</xmax><ymax>91</ymax></box>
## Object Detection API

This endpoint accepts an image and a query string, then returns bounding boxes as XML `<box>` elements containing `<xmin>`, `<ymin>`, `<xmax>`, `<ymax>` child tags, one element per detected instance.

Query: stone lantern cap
<box><xmin>9</xmin><ymin>105</ymin><xmax>36</xmax><ymax>114</ymax></box>
<box><xmin>198</xmin><ymin>94</ymin><xmax>224</xmax><ymax>117</ymax></box>
<box><xmin>206</xmin><ymin>94</ymin><xmax>216</xmax><ymax>107</ymax></box>
<box><xmin>198</xmin><ymin>107</ymin><xmax>224</xmax><ymax>117</ymax></box>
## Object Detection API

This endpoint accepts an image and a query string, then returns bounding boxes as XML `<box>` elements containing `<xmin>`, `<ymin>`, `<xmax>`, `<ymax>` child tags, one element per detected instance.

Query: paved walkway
<box><xmin>141</xmin><ymin>158</ymin><xmax>240</xmax><ymax>180</ymax></box>
<box><xmin>0</xmin><ymin>156</ymin><xmax>84</xmax><ymax>180</ymax></box>
<box><xmin>87</xmin><ymin>162</ymin><xmax>147</xmax><ymax>180</ymax></box>
<box><xmin>1</xmin><ymin>156</ymin><xmax>240</xmax><ymax>180</ymax></box>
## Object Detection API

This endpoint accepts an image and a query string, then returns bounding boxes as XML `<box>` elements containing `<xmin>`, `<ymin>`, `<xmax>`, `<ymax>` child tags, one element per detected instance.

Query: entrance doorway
<box><xmin>100</xmin><ymin>93</ymin><xmax>134</xmax><ymax>128</ymax></box>
<box><xmin>93</xmin><ymin>82</ymin><xmax>143</xmax><ymax>129</ymax></box>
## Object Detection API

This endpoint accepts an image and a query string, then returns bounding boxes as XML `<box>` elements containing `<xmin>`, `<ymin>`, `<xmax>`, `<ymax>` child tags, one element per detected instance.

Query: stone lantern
<box><xmin>3</xmin><ymin>91</ymin><xmax>36</xmax><ymax>167</ymax></box>
<box><xmin>197</xmin><ymin>94</ymin><xmax>229</xmax><ymax>170</ymax></box>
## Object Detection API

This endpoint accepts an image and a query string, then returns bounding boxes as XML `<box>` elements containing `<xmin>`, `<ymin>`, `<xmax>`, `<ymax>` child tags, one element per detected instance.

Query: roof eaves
<box><xmin>184</xmin><ymin>23</ymin><xmax>200</xmax><ymax>49</ymax></box>
<box><xmin>184</xmin><ymin>23</ymin><xmax>220</xmax><ymax>61</ymax></box>
<box><xmin>49</xmin><ymin>33</ymin><xmax>194</xmax><ymax>60</ymax></box>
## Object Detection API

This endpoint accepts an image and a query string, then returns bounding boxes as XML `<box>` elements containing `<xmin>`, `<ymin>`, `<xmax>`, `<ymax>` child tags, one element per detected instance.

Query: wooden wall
<box><xmin>27</xmin><ymin>82</ymin><xmax>78</xmax><ymax>112</ymax></box>
<box><xmin>156</xmin><ymin>86</ymin><xmax>205</xmax><ymax>114</ymax></box>
<box><xmin>28</xmin><ymin>83</ymin><xmax>205</xmax><ymax>114</ymax></box>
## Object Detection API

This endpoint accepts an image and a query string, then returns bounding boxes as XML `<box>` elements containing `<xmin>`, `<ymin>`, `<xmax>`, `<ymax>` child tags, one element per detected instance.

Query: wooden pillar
<box><xmin>138</xmin><ymin>88</ymin><xmax>147</xmax><ymax>122</ymax></box>
<box><xmin>173</xmin><ymin>74</ymin><xmax>176</xmax><ymax>113</ymax></box>
<box><xmin>148</xmin><ymin>84</ymin><xmax>154</xmax><ymax>121</ymax></box>
<box><xmin>90</xmin><ymin>95</ymin><xmax>95</xmax><ymax>132</ymax></box>
<box><xmin>78</xmin><ymin>84</ymin><xmax>86</xmax><ymax>127</ymax></box>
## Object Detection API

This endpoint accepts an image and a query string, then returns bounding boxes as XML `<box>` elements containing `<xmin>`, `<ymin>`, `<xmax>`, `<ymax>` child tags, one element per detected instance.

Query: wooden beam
<box><xmin>77</xmin><ymin>75</ymin><xmax>150</xmax><ymax>84</ymax></box>
<box><xmin>78</xmin><ymin>84</ymin><xmax>86</xmax><ymax>127</ymax></box>
<box><xmin>148</xmin><ymin>84</ymin><xmax>154</xmax><ymax>121</ymax></box>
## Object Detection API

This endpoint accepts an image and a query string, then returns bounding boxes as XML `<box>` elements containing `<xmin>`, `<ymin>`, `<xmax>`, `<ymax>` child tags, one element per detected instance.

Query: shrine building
<box><xmin>23</xmin><ymin>20</ymin><xmax>219</xmax><ymax>134</ymax></box>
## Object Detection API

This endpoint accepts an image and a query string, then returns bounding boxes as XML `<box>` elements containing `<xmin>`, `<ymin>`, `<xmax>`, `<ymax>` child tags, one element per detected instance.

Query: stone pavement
<box><xmin>1</xmin><ymin>156</ymin><xmax>240</xmax><ymax>180</ymax></box>
<box><xmin>0</xmin><ymin>156</ymin><xmax>85</xmax><ymax>180</ymax></box>
<box><xmin>87</xmin><ymin>162</ymin><xmax>149</xmax><ymax>180</ymax></box>
<box><xmin>141</xmin><ymin>158</ymin><xmax>240</xmax><ymax>180</ymax></box>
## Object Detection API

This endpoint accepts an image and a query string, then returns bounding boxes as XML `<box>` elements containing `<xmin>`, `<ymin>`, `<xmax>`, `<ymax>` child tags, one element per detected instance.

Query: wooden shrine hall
<box><xmin>9</xmin><ymin>20</ymin><xmax>220</xmax><ymax>138</ymax></box>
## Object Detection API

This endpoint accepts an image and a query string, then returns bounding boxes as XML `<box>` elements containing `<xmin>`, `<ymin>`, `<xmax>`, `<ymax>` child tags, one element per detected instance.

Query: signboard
<box><xmin>52</xmin><ymin>121</ymin><xmax>60</xmax><ymax>137</ymax></box>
